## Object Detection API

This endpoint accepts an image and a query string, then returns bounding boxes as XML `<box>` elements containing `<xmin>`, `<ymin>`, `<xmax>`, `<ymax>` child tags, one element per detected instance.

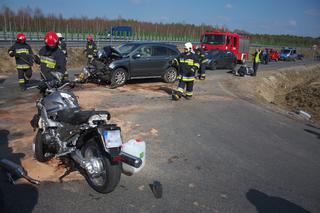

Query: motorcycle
<box><xmin>29</xmin><ymin>72</ymin><xmax>143</xmax><ymax>193</ymax></box>
<box><xmin>76</xmin><ymin>46</ymin><xmax>122</xmax><ymax>85</ymax></box>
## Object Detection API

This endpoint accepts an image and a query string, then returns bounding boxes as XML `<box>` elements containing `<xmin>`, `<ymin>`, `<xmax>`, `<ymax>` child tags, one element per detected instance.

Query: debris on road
<box><xmin>150</xmin><ymin>181</ymin><xmax>162</xmax><ymax>199</ymax></box>
<box><xmin>298</xmin><ymin>110</ymin><xmax>312</xmax><ymax>120</ymax></box>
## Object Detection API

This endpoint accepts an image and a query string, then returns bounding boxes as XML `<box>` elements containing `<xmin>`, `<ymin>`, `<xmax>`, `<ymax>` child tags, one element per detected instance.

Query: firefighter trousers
<box><xmin>17</xmin><ymin>68</ymin><xmax>32</xmax><ymax>88</ymax></box>
<box><xmin>253</xmin><ymin>62</ymin><xmax>259</xmax><ymax>76</ymax></box>
<box><xmin>176</xmin><ymin>80</ymin><xmax>194</xmax><ymax>97</ymax></box>
<box><xmin>198</xmin><ymin>64</ymin><xmax>206</xmax><ymax>78</ymax></box>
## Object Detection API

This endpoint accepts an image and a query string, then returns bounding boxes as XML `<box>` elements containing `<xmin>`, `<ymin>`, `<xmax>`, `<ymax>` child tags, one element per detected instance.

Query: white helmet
<box><xmin>184</xmin><ymin>42</ymin><xmax>193</xmax><ymax>51</ymax></box>
<box><xmin>56</xmin><ymin>33</ymin><xmax>63</xmax><ymax>38</ymax></box>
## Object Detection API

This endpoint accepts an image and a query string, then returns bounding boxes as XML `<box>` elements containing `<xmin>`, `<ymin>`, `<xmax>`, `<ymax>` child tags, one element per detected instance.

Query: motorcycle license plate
<box><xmin>103</xmin><ymin>130</ymin><xmax>122</xmax><ymax>148</ymax></box>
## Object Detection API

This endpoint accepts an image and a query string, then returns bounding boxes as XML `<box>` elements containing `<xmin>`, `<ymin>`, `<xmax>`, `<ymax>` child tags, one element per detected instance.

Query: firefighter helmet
<box><xmin>87</xmin><ymin>34</ymin><xmax>93</xmax><ymax>42</ymax></box>
<box><xmin>44</xmin><ymin>31</ymin><xmax>58</xmax><ymax>47</ymax></box>
<box><xmin>56</xmin><ymin>33</ymin><xmax>63</xmax><ymax>39</ymax></box>
<box><xmin>16</xmin><ymin>33</ymin><xmax>26</xmax><ymax>43</ymax></box>
<box><xmin>184</xmin><ymin>42</ymin><xmax>193</xmax><ymax>51</ymax></box>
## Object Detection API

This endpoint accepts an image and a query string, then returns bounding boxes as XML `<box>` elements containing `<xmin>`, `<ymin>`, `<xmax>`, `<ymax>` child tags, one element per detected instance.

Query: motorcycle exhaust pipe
<box><xmin>71</xmin><ymin>150</ymin><xmax>142</xmax><ymax>169</ymax></box>
<box><xmin>0</xmin><ymin>158</ymin><xmax>40</xmax><ymax>185</ymax></box>
<box><xmin>119</xmin><ymin>151</ymin><xmax>142</xmax><ymax>168</ymax></box>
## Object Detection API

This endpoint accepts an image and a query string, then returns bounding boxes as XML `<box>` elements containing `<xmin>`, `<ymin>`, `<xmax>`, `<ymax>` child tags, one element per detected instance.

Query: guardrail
<box><xmin>0</xmin><ymin>31</ymin><xmax>199</xmax><ymax>48</ymax></box>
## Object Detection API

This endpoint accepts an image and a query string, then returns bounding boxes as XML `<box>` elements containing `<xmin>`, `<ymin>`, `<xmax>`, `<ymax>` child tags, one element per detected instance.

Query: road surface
<box><xmin>0</xmin><ymin>60</ymin><xmax>319</xmax><ymax>213</ymax></box>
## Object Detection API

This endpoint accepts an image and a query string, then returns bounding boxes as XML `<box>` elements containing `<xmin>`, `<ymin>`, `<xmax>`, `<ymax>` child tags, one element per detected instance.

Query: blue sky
<box><xmin>1</xmin><ymin>0</ymin><xmax>320</xmax><ymax>37</ymax></box>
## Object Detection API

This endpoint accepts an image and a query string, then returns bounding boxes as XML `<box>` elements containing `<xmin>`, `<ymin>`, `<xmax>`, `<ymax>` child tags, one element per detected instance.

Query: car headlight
<box><xmin>109</xmin><ymin>62</ymin><xmax>116</xmax><ymax>69</ymax></box>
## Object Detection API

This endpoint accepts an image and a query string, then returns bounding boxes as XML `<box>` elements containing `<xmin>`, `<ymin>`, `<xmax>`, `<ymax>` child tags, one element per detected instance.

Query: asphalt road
<box><xmin>0</xmin><ymin>60</ymin><xmax>320</xmax><ymax>213</ymax></box>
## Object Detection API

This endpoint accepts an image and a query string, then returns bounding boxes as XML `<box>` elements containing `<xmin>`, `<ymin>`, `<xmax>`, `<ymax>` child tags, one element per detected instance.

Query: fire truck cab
<box><xmin>200</xmin><ymin>30</ymin><xmax>250</xmax><ymax>64</ymax></box>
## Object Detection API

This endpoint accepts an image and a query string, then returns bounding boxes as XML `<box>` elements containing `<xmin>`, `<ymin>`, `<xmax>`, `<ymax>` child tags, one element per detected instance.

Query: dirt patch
<box><xmin>281</xmin><ymin>77</ymin><xmax>320</xmax><ymax>120</ymax></box>
<box><xmin>1</xmin><ymin>82</ymin><xmax>164</xmax><ymax>182</ymax></box>
<box><xmin>224</xmin><ymin>64</ymin><xmax>320</xmax><ymax>122</ymax></box>
<box><xmin>0</xmin><ymin>47</ymin><xmax>86</xmax><ymax>74</ymax></box>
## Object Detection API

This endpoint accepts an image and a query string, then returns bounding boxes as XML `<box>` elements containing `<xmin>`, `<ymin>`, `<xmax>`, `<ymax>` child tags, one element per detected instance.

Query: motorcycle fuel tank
<box><xmin>42</xmin><ymin>90</ymin><xmax>80</xmax><ymax>115</ymax></box>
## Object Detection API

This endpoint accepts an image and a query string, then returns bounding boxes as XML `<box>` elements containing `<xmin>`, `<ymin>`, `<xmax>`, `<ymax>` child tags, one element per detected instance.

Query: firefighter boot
<box><xmin>172</xmin><ymin>93</ymin><xmax>181</xmax><ymax>101</ymax></box>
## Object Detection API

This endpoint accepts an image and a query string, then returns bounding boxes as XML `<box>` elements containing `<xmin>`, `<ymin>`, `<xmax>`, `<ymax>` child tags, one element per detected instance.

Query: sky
<box><xmin>1</xmin><ymin>0</ymin><xmax>320</xmax><ymax>37</ymax></box>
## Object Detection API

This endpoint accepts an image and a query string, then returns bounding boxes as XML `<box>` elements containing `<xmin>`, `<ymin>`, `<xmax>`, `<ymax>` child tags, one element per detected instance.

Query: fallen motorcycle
<box><xmin>76</xmin><ymin>46</ymin><xmax>122</xmax><ymax>86</ymax></box>
<box><xmin>29</xmin><ymin>72</ymin><xmax>145</xmax><ymax>193</ymax></box>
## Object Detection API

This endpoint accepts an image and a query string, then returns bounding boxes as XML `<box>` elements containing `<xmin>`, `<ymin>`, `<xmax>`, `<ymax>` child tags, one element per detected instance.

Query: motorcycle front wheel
<box><xmin>34</xmin><ymin>129</ymin><xmax>52</xmax><ymax>162</ymax></box>
<box><xmin>81</xmin><ymin>138</ymin><xmax>121</xmax><ymax>193</ymax></box>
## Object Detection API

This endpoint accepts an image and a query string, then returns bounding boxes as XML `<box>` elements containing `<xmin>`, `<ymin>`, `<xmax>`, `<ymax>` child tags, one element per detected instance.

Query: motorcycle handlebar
<box><xmin>0</xmin><ymin>158</ymin><xmax>40</xmax><ymax>185</ymax></box>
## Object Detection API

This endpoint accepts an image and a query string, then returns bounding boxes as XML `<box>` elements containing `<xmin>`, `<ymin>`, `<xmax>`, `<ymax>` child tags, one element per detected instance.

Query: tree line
<box><xmin>1</xmin><ymin>6</ymin><xmax>319</xmax><ymax>47</ymax></box>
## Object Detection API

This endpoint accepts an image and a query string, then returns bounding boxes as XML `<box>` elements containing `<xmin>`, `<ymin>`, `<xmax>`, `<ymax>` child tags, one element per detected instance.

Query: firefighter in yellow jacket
<box><xmin>8</xmin><ymin>33</ymin><xmax>34</xmax><ymax>90</ymax></box>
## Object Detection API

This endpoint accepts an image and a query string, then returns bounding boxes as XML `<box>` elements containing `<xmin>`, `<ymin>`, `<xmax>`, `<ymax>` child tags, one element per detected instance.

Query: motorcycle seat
<box><xmin>56</xmin><ymin>109</ymin><xmax>110</xmax><ymax>125</ymax></box>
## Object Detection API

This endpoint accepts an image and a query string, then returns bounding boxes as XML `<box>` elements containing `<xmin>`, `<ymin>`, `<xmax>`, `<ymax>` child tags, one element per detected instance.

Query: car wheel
<box><xmin>110</xmin><ymin>68</ymin><xmax>128</xmax><ymax>88</ymax></box>
<box><xmin>163</xmin><ymin>67</ymin><xmax>177</xmax><ymax>83</ymax></box>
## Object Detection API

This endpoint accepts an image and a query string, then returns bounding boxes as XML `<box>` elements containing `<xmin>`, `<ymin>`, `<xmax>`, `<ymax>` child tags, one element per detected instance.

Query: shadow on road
<box><xmin>0</xmin><ymin>129</ymin><xmax>38</xmax><ymax>213</ymax></box>
<box><xmin>158</xmin><ymin>86</ymin><xmax>174</xmax><ymax>95</ymax></box>
<box><xmin>127</xmin><ymin>78</ymin><xmax>164</xmax><ymax>84</ymax></box>
<box><xmin>246</xmin><ymin>189</ymin><xmax>310</xmax><ymax>213</ymax></box>
<box><xmin>304</xmin><ymin>129</ymin><xmax>320</xmax><ymax>140</ymax></box>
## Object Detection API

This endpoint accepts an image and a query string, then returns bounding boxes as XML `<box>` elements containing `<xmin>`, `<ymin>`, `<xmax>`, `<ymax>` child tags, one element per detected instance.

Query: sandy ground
<box><xmin>0</xmin><ymin>82</ymin><xmax>169</xmax><ymax>183</ymax></box>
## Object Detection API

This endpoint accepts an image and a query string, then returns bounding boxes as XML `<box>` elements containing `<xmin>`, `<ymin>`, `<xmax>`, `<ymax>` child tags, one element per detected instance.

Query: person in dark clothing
<box><xmin>195</xmin><ymin>47</ymin><xmax>209</xmax><ymax>80</ymax></box>
<box><xmin>252</xmin><ymin>48</ymin><xmax>262</xmax><ymax>76</ymax></box>
<box><xmin>35</xmin><ymin>32</ymin><xmax>66</xmax><ymax>81</ymax></box>
<box><xmin>8</xmin><ymin>33</ymin><xmax>34</xmax><ymax>90</ymax></box>
<box><xmin>56</xmin><ymin>33</ymin><xmax>68</xmax><ymax>80</ymax></box>
<box><xmin>83</xmin><ymin>35</ymin><xmax>97</xmax><ymax>65</ymax></box>
<box><xmin>172</xmin><ymin>42</ymin><xmax>200</xmax><ymax>101</ymax></box>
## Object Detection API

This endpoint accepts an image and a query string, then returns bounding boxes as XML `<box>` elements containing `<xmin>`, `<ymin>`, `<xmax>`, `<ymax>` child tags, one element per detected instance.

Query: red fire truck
<box><xmin>200</xmin><ymin>30</ymin><xmax>250</xmax><ymax>64</ymax></box>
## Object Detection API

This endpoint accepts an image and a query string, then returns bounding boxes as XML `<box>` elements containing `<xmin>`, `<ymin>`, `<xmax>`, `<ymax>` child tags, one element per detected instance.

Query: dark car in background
<box><xmin>205</xmin><ymin>49</ymin><xmax>237</xmax><ymax>70</ymax></box>
<box><xmin>109</xmin><ymin>42</ymin><xmax>180</xmax><ymax>87</ymax></box>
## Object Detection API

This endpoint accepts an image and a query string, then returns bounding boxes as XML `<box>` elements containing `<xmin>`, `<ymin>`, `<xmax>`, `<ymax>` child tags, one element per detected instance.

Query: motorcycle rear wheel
<box><xmin>81</xmin><ymin>138</ymin><xmax>121</xmax><ymax>193</ymax></box>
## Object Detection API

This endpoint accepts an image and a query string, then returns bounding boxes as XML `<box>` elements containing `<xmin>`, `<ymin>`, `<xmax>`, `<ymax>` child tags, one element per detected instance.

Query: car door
<box><xmin>130</xmin><ymin>45</ymin><xmax>156</xmax><ymax>77</ymax></box>
<box><xmin>216</xmin><ymin>50</ymin><xmax>226</xmax><ymax>68</ymax></box>
<box><xmin>150</xmin><ymin>46</ymin><xmax>173</xmax><ymax>76</ymax></box>
<box><xmin>224</xmin><ymin>51</ymin><xmax>234</xmax><ymax>68</ymax></box>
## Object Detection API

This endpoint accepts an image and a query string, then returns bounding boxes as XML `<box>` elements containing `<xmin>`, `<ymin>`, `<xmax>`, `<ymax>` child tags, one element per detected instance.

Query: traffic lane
<box><xmin>30</xmin><ymin>86</ymin><xmax>320</xmax><ymax>212</ymax></box>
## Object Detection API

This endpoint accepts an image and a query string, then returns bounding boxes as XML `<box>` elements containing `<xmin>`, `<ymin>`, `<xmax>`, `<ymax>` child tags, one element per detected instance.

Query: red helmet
<box><xmin>44</xmin><ymin>31</ymin><xmax>58</xmax><ymax>47</ymax></box>
<box><xmin>16</xmin><ymin>33</ymin><xmax>26</xmax><ymax>42</ymax></box>
<box><xmin>87</xmin><ymin>34</ymin><xmax>93</xmax><ymax>42</ymax></box>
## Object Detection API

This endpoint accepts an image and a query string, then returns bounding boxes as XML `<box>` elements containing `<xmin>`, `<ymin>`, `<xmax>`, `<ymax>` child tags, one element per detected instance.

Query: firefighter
<box><xmin>8</xmin><ymin>33</ymin><xmax>34</xmax><ymax>90</ymax></box>
<box><xmin>252</xmin><ymin>48</ymin><xmax>262</xmax><ymax>76</ymax></box>
<box><xmin>83</xmin><ymin>35</ymin><xmax>97</xmax><ymax>65</ymax></box>
<box><xmin>172</xmin><ymin>42</ymin><xmax>200</xmax><ymax>100</ymax></box>
<box><xmin>35</xmin><ymin>32</ymin><xmax>66</xmax><ymax>81</ymax></box>
<box><xmin>56</xmin><ymin>33</ymin><xmax>68</xmax><ymax>80</ymax></box>
<box><xmin>195</xmin><ymin>47</ymin><xmax>208</xmax><ymax>80</ymax></box>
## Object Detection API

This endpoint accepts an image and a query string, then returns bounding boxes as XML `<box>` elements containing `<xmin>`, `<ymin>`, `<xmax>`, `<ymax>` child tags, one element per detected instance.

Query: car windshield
<box><xmin>202</xmin><ymin>35</ymin><xmax>226</xmax><ymax>45</ymax></box>
<box><xmin>116</xmin><ymin>43</ymin><xmax>139</xmax><ymax>56</ymax></box>
<box><xmin>281</xmin><ymin>49</ymin><xmax>291</xmax><ymax>54</ymax></box>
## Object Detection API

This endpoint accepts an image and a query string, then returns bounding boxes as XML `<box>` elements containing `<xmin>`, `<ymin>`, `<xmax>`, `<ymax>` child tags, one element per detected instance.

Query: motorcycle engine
<box><xmin>42</xmin><ymin>128</ymin><xmax>60</xmax><ymax>154</ymax></box>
